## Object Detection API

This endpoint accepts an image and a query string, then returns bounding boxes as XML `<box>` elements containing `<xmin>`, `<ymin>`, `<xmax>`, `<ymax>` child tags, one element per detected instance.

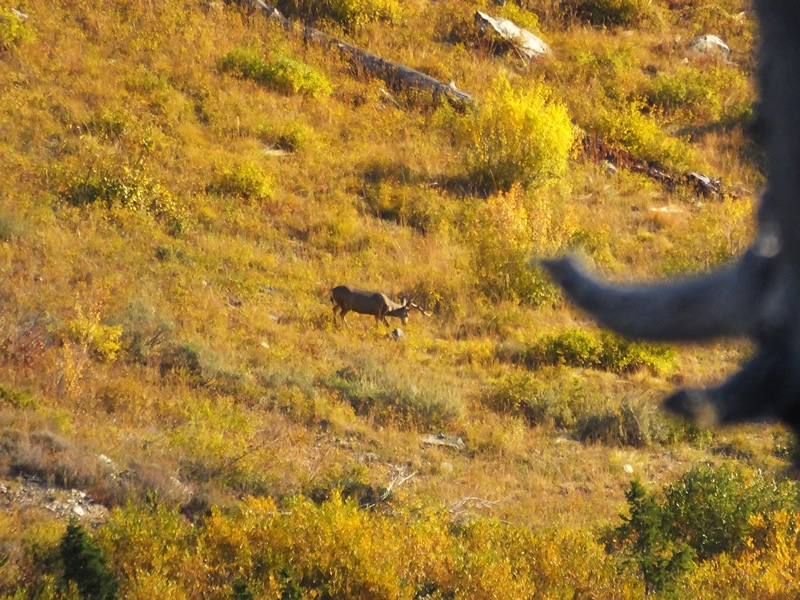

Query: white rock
<box><xmin>475</xmin><ymin>11</ymin><xmax>551</xmax><ymax>61</ymax></box>
<box><xmin>690</xmin><ymin>34</ymin><xmax>730</xmax><ymax>56</ymax></box>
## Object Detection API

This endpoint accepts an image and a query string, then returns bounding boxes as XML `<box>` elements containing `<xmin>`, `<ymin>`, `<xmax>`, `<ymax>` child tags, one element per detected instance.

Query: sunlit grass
<box><xmin>0</xmin><ymin>0</ymin><xmax>783</xmax><ymax>597</ymax></box>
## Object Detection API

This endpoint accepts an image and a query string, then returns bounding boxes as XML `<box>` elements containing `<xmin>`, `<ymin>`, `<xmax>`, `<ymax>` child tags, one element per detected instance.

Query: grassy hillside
<box><xmin>2</xmin><ymin>0</ymin><xmax>799</xmax><ymax>597</ymax></box>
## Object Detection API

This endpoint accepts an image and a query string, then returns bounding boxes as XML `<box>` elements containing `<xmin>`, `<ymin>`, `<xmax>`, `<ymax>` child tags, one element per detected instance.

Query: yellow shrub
<box><xmin>467</xmin><ymin>185</ymin><xmax>564</xmax><ymax>304</ymax></box>
<box><xmin>0</xmin><ymin>7</ymin><xmax>34</xmax><ymax>51</ymax></box>
<box><xmin>206</xmin><ymin>160</ymin><xmax>275</xmax><ymax>203</ymax></box>
<box><xmin>60</xmin><ymin>313</ymin><xmax>123</xmax><ymax>363</ymax></box>
<box><xmin>461</xmin><ymin>75</ymin><xmax>576</xmax><ymax>192</ymax></box>
<box><xmin>278</xmin><ymin>0</ymin><xmax>405</xmax><ymax>28</ymax></box>
<box><xmin>678</xmin><ymin>511</ymin><xmax>800</xmax><ymax>599</ymax></box>
<box><xmin>98</xmin><ymin>503</ymin><xmax>206</xmax><ymax>599</ymax></box>
<box><xmin>590</xmin><ymin>100</ymin><xmax>697</xmax><ymax>171</ymax></box>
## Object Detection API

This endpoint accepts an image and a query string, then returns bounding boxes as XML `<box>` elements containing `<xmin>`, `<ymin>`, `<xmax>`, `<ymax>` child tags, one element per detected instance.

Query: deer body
<box><xmin>331</xmin><ymin>285</ymin><xmax>429</xmax><ymax>328</ymax></box>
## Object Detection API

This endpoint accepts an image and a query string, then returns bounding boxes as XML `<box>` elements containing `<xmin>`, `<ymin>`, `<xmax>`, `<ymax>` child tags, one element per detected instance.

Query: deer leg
<box><xmin>339</xmin><ymin>308</ymin><xmax>351</xmax><ymax>330</ymax></box>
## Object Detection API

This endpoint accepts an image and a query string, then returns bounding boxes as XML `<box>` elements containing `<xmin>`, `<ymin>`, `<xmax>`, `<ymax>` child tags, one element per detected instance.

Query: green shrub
<box><xmin>0</xmin><ymin>383</ymin><xmax>36</xmax><ymax>409</ymax></box>
<box><xmin>567</xmin><ymin>45</ymin><xmax>642</xmax><ymax>103</ymax></box>
<box><xmin>232</xmin><ymin>578</ymin><xmax>255</xmax><ymax>600</ymax></box>
<box><xmin>159</xmin><ymin>342</ymin><xmax>243</xmax><ymax>394</ymax></box>
<box><xmin>662</xmin><ymin>464</ymin><xmax>798</xmax><ymax>560</ymax></box>
<box><xmin>461</xmin><ymin>76</ymin><xmax>576</xmax><ymax>192</ymax></box>
<box><xmin>483</xmin><ymin>372</ymin><xmax>582</xmax><ymax>429</ymax></box>
<box><xmin>277</xmin><ymin>0</ymin><xmax>403</xmax><ymax>28</ymax></box>
<box><xmin>611</xmin><ymin>480</ymin><xmax>696</xmax><ymax>594</ymax></box>
<box><xmin>273</xmin><ymin>122</ymin><xmax>316</xmax><ymax>152</ymax></box>
<box><xmin>517</xmin><ymin>329</ymin><xmax>676</xmax><ymax>375</ymax></box>
<box><xmin>264</xmin><ymin>57</ymin><xmax>333</xmax><ymax>98</ymax></box>
<box><xmin>0</xmin><ymin>212</ymin><xmax>25</xmax><ymax>241</ymax></box>
<box><xmin>609</xmin><ymin>467</ymin><xmax>799</xmax><ymax>593</ymax></box>
<box><xmin>305</xmin><ymin>464</ymin><xmax>385</xmax><ymax>507</ymax></box>
<box><xmin>255</xmin><ymin>363</ymin><xmax>319</xmax><ymax>423</ymax></box>
<box><xmin>206</xmin><ymin>161</ymin><xmax>275</xmax><ymax>203</ymax></box>
<box><xmin>570</xmin><ymin>0</ymin><xmax>650</xmax><ymax>27</ymax></box>
<box><xmin>576</xmin><ymin>403</ymin><xmax>649</xmax><ymax>447</ymax></box>
<box><xmin>60</xmin><ymin>167</ymin><xmax>187</xmax><ymax>234</ymax></box>
<box><xmin>588</xmin><ymin>100</ymin><xmax>697</xmax><ymax>171</ymax></box>
<box><xmin>219</xmin><ymin>47</ymin><xmax>267</xmax><ymax>81</ymax></box>
<box><xmin>220</xmin><ymin>48</ymin><xmax>332</xmax><ymax>98</ymax></box>
<box><xmin>495</xmin><ymin>3</ymin><xmax>540</xmax><ymax>32</ymax></box>
<box><xmin>645</xmin><ymin>67</ymin><xmax>721</xmax><ymax>120</ymax></box>
<box><xmin>0</xmin><ymin>8</ymin><xmax>33</xmax><ymax>51</ymax></box>
<box><xmin>61</xmin><ymin>520</ymin><xmax>119</xmax><ymax>600</ymax></box>
<box><xmin>88</xmin><ymin>108</ymin><xmax>131</xmax><ymax>140</ymax></box>
<box><xmin>359</xmin><ymin>179</ymin><xmax>441</xmax><ymax>233</ymax></box>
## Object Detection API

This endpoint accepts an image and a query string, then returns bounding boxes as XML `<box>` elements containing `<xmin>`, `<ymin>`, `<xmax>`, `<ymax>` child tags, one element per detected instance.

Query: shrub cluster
<box><xmin>3</xmin><ymin>479</ymin><xmax>800</xmax><ymax>599</ymax></box>
<box><xmin>60</xmin><ymin>167</ymin><xmax>187</xmax><ymax>235</ymax></box>
<box><xmin>0</xmin><ymin>7</ymin><xmax>33</xmax><ymax>51</ymax></box>
<box><xmin>219</xmin><ymin>47</ymin><xmax>332</xmax><ymax>98</ymax></box>
<box><xmin>322</xmin><ymin>356</ymin><xmax>463</xmax><ymax>430</ymax></box>
<box><xmin>59</xmin><ymin>313</ymin><xmax>123</xmax><ymax>364</ymax></box>
<box><xmin>277</xmin><ymin>0</ymin><xmax>404</xmax><ymax>28</ymax></box>
<box><xmin>158</xmin><ymin>342</ymin><xmax>244</xmax><ymax>395</ymax></box>
<box><xmin>588</xmin><ymin>100</ymin><xmax>697</xmax><ymax>172</ymax></box>
<box><xmin>501</xmin><ymin>328</ymin><xmax>676</xmax><ymax>375</ymax></box>
<box><xmin>61</xmin><ymin>520</ymin><xmax>119</xmax><ymax>600</ymax></box>
<box><xmin>206</xmin><ymin>160</ymin><xmax>275</xmax><ymax>203</ymax></box>
<box><xmin>91</xmin><ymin>496</ymin><xmax>639</xmax><ymax>599</ymax></box>
<box><xmin>0</xmin><ymin>383</ymin><xmax>35</xmax><ymax>409</ymax></box>
<box><xmin>467</xmin><ymin>185</ymin><xmax>566</xmax><ymax>305</ymax></box>
<box><xmin>566</xmin><ymin>0</ymin><xmax>651</xmax><ymax>27</ymax></box>
<box><xmin>645</xmin><ymin>66</ymin><xmax>721</xmax><ymax>120</ymax></box>
<box><xmin>609</xmin><ymin>465</ymin><xmax>799</xmax><ymax>593</ymax></box>
<box><xmin>576</xmin><ymin>402</ymin><xmax>650</xmax><ymax>447</ymax></box>
<box><xmin>460</xmin><ymin>76</ymin><xmax>576</xmax><ymax>193</ymax></box>
<box><xmin>482</xmin><ymin>371</ymin><xmax>587</xmax><ymax>429</ymax></box>
<box><xmin>483</xmin><ymin>371</ymin><xmax>697</xmax><ymax>447</ymax></box>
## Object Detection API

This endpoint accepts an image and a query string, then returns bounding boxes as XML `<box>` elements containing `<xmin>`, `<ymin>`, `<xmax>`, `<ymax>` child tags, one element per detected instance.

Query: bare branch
<box><xmin>449</xmin><ymin>496</ymin><xmax>502</xmax><ymax>518</ymax></box>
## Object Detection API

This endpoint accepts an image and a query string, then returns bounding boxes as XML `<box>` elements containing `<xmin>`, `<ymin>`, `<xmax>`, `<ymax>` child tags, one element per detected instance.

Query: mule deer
<box><xmin>331</xmin><ymin>285</ymin><xmax>431</xmax><ymax>329</ymax></box>
<box><xmin>543</xmin><ymin>1</ymin><xmax>800</xmax><ymax>444</ymax></box>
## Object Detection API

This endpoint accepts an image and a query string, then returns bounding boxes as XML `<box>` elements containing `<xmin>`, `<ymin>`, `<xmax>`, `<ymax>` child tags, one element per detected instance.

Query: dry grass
<box><xmin>0</xmin><ymin>0</ymin><xmax>790</xmax><ymax>596</ymax></box>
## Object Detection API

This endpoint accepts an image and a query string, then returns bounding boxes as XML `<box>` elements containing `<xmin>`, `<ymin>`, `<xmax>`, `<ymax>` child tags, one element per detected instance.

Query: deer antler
<box><xmin>409</xmin><ymin>301</ymin><xmax>433</xmax><ymax>317</ymax></box>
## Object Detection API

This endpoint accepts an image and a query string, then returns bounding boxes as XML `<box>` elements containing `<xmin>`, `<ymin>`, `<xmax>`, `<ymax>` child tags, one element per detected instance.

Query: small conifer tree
<box><xmin>612</xmin><ymin>480</ymin><xmax>695</xmax><ymax>594</ymax></box>
<box><xmin>60</xmin><ymin>519</ymin><xmax>119</xmax><ymax>600</ymax></box>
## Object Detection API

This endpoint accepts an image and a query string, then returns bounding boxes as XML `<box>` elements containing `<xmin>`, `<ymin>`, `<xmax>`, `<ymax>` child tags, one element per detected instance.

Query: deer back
<box><xmin>332</xmin><ymin>285</ymin><xmax>394</xmax><ymax>316</ymax></box>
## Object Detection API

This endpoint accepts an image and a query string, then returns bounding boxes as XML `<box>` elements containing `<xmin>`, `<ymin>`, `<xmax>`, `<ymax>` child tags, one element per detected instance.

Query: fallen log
<box><xmin>237</xmin><ymin>0</ymin><xmax>475</xmax><ymax>107</ymax></box>
<box><xmin>582</xmin><ymin>134</ymin><xmax>732</xmax><ymax>199</ymax></box>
